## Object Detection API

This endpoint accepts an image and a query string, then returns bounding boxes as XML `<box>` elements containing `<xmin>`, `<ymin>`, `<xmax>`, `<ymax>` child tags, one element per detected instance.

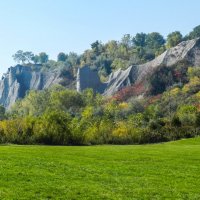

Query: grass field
<box><xmin>0</xmin><ymin>138</ymin><xmax>200</xmax><ymax>199</ymax></box>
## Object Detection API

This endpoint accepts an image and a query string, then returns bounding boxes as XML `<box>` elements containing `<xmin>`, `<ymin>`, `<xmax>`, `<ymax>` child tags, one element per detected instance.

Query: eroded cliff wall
<box><xmin>77</xmin><ymin>38</ymin><xmax>200</xmax><ymax>96</ymax></box>
<box><xmin>0</xmin><ymin>65</ymin><xmax>61</xmax><ymax>108</ymax></box>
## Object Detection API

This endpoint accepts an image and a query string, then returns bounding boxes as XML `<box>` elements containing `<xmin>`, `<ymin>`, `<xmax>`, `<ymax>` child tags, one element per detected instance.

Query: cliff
<box><xmin>0</xmin><ymin>65</ymin><xmax>62</xmax><ymax>109</ymax></box>
<box><xmin>1</xmin><ymin>38</ymin><xmax>200</xmax><ymax>109</ymax></box>
<box><xmin>77</xmin><ymin>38</ymin><xmax>200</xmax><ymax>96</ymax></box>
<box><xmin>77</xmin><ymin>66</ymin><xmax>106</xmax><ymax>93</ymax></box>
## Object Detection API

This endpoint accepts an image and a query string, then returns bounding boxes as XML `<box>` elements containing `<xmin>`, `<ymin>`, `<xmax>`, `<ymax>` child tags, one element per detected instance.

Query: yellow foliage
<box><xmin>82</xmin><ymin>106</ymin><xmax>94</xmax><ymax>119</ymax></box>
<box><xmin>84</xmin><ymin>124</ymin><xmax>98</xmax><ymax>143</ymax></box>
<box><xmin>104</xmin><ymin>101</ymin><xmax>118</xmax><ymax>114</ymax></box>
<box><xmin>118</xmin><ymin>102</ymin><xmax>129</xmax><ymax>109</ymax></box>
<box><xmin>0</xmin><ymin>119</ymin><xmax>22</xmax><ymax>139</ymax></box>
<box><xmin>196</xmin><ymin>91</ymin><xmax>200</xmax><ymax>99</ymax></box>
<box><xmin>112</xmin><ymin>122</ymin><xmax>128</xmax><ymax>138</ymax></box>
<box><xmin>187</xmin><ymin>67</ymin><xmax>193</xmax><ymax>76</ymax></box>
<box><xmin>170</xmin><ymin>87</ymin><xmax>181</xmax><ymax>96</ymax></box>
<box><xmin>182</xmin><ymin>84</ymin><xmax>190</xmax><ymax>93</ymax></box>
<box><xmin>187</xmin><ymin>67</ymin><xmax>200</xmax><ymax>79</ymax></box>
<box><xmin>182</xmin><ymin>76</ymin><xmax>200</xmax><ymax>93</ymax></box>
<box><xmin>190</xmin><ymin>76</ymin><xmax>200</xmax><ymax>85</ymax></box>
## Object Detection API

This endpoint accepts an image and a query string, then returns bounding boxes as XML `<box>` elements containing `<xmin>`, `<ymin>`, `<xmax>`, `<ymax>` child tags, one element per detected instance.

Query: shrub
<box><xmin>33</xmin><ymin>111</ymin><xmax>71</xmax><ymax>145</ymax></box>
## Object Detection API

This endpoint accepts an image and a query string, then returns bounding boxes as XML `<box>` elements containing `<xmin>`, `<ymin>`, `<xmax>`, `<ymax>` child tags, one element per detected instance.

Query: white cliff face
<box><xmin>103</xmin><ymin>66</ymin><xmax>139</xmax><ymax>96</ymax></box>
<box><xmin>136</xmin><ymin>38</ymin><xmax>200</xmax><ymax>83</ymax></box>
<box><xmin>76</xmin><ymin>66</ymin><xmax>106</xmax><ymax>93</ymax></box>
<box><xmin>77</xmin><ymin>38</ymin><xmax>200</xmax><ymax>96</ymax></box>
<box><xmin>76</xmin><ymin>68</ymin><xmax>81</xmax><ymax>93</ymax></box>
<box><xmin>0</xmin><ymin>65</ymin><xmax>62</xmax><ymax>109</ymax></box>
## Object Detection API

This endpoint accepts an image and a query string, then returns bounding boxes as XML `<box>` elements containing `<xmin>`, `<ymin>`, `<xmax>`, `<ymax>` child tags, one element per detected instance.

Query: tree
<box><xmin>23</xmin><ymin>51</ymin><xmax>34</xmax><ymax>63</ymax></box>
<box><xmin>146</xmin><ymin>32</ymin><xmax>165</xmax><ymax>49</ymax></box>
<box><xmin>38</xmin><ymin>52</ymin><xmax>49</xmax><ymax>64</ymax></box>
<box><xmin>91</xmin><ymin>40</ymin><xmax>103</xmax><ymax>56</ymax></box>
<box><xmin>34</xmin><ymin>111</ymin><xmax>71</xmax><ymax>145</ymax></box>
<box><xmin>31</xmin><ymin>55</ymin><xmax>40</xmax><ymax>64</ymax></box>
<box><xmin>105</xmin><ymin>40</ymin><xmax>118</xmax><ymax>59</ymax></box>
<box><xmin>12</xmin><ymin>50</ymin><xmax>34</xmax><ymax>64</ymax></box>
<box><xmin>68</xmin><ymin>52</ymin><xmax>79</xmax><ymax>67</ymax></box>
<box><xmin>187</xmin><ymin>67</ymin><xmax>200</xmax><ymax>79</ymax></box>
<box><xmin>132</xmin><ymin>33</ymin><xmax>147</xmax><ymax>47</ymax></box>
<box><xmin>0</xmin><ymin>105</ymin><xmax>5</xmax><ymax>120</ymax></box>
<box><xmin>166</xmin><ymin>31</ymin><xmax>183</xmax><ymax>48</ymax></box>
<box><xmin>177</xmin><ymin>105</ymin><xmax>197</xmax><ymax>126</ymax></box>
<box><xmin>11</xmin><ymin>90</ymin><xmax>51</xmax><ymax>116</ymax></box>
<box><xmin>50</xmin><ymin>89</ymin><xmax>84</xmax><ymax>113</ymax></box>
<box><xmin>111</xmin><ymin>58</ymin><xmax>129</xmax><ymax>70</ymax></box>
<box><xmin>195</xmin><ymin>112</ymin><xmax>200</xmax><ymax>127</ymax></box>
<box><xmin>121</xmin><ymin>34</ymin><xmax>132</xmax><ymax>48</ymax></box>
<box><xmin>188</xmin><ymin>25</ymin><xmax>200</xmax><ymax>39</ymax></box>
<box><xmin>12</xmin><ymin>50</ymin><xmax>26</xmax><ymax>63</ymax></box>
<box><xmin>57</xmin><ymin>52</ymin><xmax>67</xmax><ymax>62</ymax></box>
<box><xmin>150</xmin><ymin>66</ymin><xmax>173</xmax><ymax>95</ymax></box>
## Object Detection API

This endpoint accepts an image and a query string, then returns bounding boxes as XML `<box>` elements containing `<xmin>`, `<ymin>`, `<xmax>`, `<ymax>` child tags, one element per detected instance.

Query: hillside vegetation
<box><xmin>0</xmin><ymin>65</ymin><xmax>199</xmax><ymax>145</ymax></box>
<box><xmin>0</xmin><ymin>138</ymin><xmax>200</xmax><ymax>199</ymax></box>
<box><xmin>0</xmin><ymin>25</ymin><xmax>200</xmax><ymax>145</ymax></box>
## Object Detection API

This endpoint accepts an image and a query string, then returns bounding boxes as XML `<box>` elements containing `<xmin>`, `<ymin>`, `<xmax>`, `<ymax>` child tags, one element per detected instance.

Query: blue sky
<box><xmin>0</xmin><ymin>0</ymin><xmax>200</xmax><ymax>75</ymax></box>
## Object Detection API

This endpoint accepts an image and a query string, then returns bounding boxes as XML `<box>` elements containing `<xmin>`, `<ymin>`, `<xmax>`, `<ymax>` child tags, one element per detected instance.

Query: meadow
<box><xmin>0</xmin><ymin>138</ymin><xmax>200</xmax><ymax>199</ymax></box>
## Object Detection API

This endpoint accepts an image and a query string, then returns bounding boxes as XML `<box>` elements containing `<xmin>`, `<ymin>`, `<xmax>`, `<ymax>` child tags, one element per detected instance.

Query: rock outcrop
<box><xmin>136</xmin><ymin>37</ymin><xmax>200</xmax><ymax>83</ymax></box>
<box><xmin>0</xmin><ymin>65</ymin><xmax>62</xmax><ymax>109</ymax></box>
<box><xmin>77</xmin><ymin>66</ymin><xmax>106</xmax><ymax>93</ymax></box>
<box><xmin>77</xmin><ymin>38</ymin><xmax>200</xmax><ymax>96</ymax></box>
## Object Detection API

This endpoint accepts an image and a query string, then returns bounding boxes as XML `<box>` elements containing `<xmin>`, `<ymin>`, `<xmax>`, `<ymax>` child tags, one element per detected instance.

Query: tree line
<box><xmin>12</xmin><ymin>25</ymin><xmax>200</xmax><ymax>80</ymax></box>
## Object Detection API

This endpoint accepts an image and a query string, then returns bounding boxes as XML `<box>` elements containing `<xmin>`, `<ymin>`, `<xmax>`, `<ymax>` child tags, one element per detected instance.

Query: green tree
<box><xmin>0</xmin><ymin>105</ymin><xmax>5</xmax><ymax>120</ymax></box>
<box><xmin>177</xmin><ymin>105</ymin><xmax>197</xmax><ymax>126</ymax></box>
<box><xmin>68</xmin><ymin>52</ymin><xmax>80</xmax><ymax>73</ymax></box>
<box><xmin>146</xmin><ymin>32</ymin><xmax>165</xmax><ymax>49</ymax></box>
<box><xmin>12</xmin><ymin>50</ymin><xmax>26</xmax><ymax>63</ymax></box>
<box><xmin>132</xmin><ymin>33</ymin><xmax>147</xmax><ymax>47</ymax></box>
<box><xmin>188</xmin><ymin>25</ymin><xmax>200</xmax><ymax>39</ymax></box>
<box><xmin>50</xmin><ymin>89</ymin><xmax>84</xmax><ymax>113</ymax></box>
<box><xmin>12</xmin><ymin>50</ymin><xmax>34</xmax><ymax>64</ymax></box>
<box><xmin>38</xmin><ymin>52</ymin><xmax>49</xmax><ymax>64</ymax></box>
<box><xmin>23</xmin><ymin>51</ymin><xmax>34</xmax><ymax>63</ymax></box>
<box><xmin>31</xmin><ymin>55</ymin><xmax>40</xmax><ymax>64</ymax></box>
<box><xmin>166</xmin><ymin>31</ymin><xmax>183</xmax><ymax>48</ymax></box>
<box><xmin>111</xmin><ymin>58</ymin><xmax>129</xmax><ymax>70</ymax></box>
<box><xmin>105</xmin><ymin>40</ymin><xmax>118</xmax><ymax>59</ymax></box>
<box><xmin>57</xmin><ymin>52</ymin><xmax>67</xmax><ymax>62</ymax></box>
<box><xmin>91</xmin><ymin>40</ymin><xmax>103</xmax><ymax>56</ymax></box>
<box><xmin>121</xmin><ymin>34</ymin><xmax>132</xmax><ymax>48</ymax></box>
<box><xmin>11</xmin><ymin>90</ymin><xmax>51</xmax><ymax>116</ymax></box>
<box><xmin>34</xmin><ymin>111</ymin><xmax>71</xmax><ymax>145</ymax></box>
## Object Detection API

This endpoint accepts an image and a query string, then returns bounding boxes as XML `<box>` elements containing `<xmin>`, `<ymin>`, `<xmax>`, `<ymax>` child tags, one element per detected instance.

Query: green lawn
<box><xmin>0</xmin><ymin>138</ymin><xmax>200</xmax><ymax>199</ymax></box>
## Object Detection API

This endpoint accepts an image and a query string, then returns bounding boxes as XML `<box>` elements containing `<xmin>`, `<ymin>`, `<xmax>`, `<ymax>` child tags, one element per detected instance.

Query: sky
<box><xmin>0</xmin><ymin>0</ymin><xmax>200</xmax><ymax>76</ymax></box>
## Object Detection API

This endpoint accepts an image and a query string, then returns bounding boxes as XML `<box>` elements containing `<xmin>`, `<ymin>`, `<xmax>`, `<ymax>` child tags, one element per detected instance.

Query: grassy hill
<box><xmin>0</xmin><ymin>138</ymin><xmax>200</xmax><ymax>199</ymax></box>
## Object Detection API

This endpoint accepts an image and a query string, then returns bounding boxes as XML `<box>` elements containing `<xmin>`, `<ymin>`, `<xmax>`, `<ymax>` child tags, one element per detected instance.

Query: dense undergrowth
<box><xmin>0</xmin><ymin>66</ymin><xmax>199</xmax><ymax>145</ymax></box>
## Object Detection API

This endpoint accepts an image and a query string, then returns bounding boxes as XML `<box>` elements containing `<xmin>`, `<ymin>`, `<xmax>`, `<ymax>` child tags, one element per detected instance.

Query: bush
<box><xmin>33</xmin><ymin>111</ymin><xmax>71</xmax><ymax>145</ymax></box>
<box><xmin>139</xmin><ymin>128</ymin><xmax>165</xmax><ymax>144</ymax></box>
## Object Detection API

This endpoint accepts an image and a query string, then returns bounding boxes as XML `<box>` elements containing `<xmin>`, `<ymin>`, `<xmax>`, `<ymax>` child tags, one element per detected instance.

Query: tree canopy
<box><xmin>12</xmin><ymin>50</ymin><xmax>34</xmax><ymax>64</ymax></box>
<box><xmin>11</xmin><ymin>25</ymin><xmax>200</xmax><ymax>81</ymax></box>
<box><xmin>188</xmin><ymin>25</ymin><xmax>200</xmax><ymax>39</ymax></box>
<box><xmin>166</xmin><ymin>31</ymin><xmax>183</xmax><ymax>48</ymax></box>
